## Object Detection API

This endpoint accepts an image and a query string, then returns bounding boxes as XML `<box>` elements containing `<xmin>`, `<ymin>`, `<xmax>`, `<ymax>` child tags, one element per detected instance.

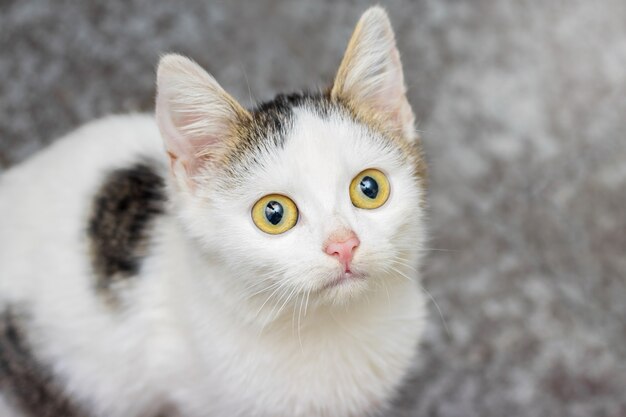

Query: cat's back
<box><xmin>0</xmin><ymin>114</ymin><xmax>166</xmax><ymax>302</ymax></box>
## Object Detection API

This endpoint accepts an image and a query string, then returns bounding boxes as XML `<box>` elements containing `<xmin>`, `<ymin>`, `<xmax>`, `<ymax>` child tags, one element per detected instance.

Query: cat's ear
<box><xmin>331</xmin><ymin>7</ymin><xmax>416</xmax><ymax>142</ymax></box>
<box><xmin>156</xmin><ymin>54</ymin><xmax>250</xmax><ymax>188</ymax></box>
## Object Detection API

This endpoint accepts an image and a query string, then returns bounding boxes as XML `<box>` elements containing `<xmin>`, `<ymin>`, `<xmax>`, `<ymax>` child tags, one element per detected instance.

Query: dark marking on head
<box><xmin>88</xmin><ymin>162</ymin><xmax>166</xmax><ymax>299</ymax></box>
<box><xmin>238</xmin><ymin>91</ymin><xmax>335</xmax><ymax>151</ymax></box>
<box><xmin>252</xmin><ymin>90</ymin><xmax>335</xmax><ymax>120</ymax></box>
<box><xmin>0</xmin><ymin>308</ymin><xmax>85</xmax><ymax>417</ymax></box>
<box><xmin>222</xmin><ymin>90</ymin><xmax>339</xmax><ymax>180</ymax></box>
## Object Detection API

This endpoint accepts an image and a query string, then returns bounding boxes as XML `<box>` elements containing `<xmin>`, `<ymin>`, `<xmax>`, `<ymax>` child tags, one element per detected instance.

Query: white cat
<box><xmin>0</xmin><ymin>7</ymin><xmax>427</xmax><ymax>417</ymax></box>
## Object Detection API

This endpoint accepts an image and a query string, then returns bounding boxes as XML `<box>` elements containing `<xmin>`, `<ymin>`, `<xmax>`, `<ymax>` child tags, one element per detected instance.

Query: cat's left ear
<box><xmin>331</xmin><ymin>7</ymin><xmax>416</xmax><ymax>142</ymax></box>
<box><xmin>156</xmin><ymin>54</ymin><xmax>250</xmax><ymax>190</ymax></box>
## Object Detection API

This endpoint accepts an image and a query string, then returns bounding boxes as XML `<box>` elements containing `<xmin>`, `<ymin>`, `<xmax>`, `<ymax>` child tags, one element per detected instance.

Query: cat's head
<box><xmin>155</xmin><ymin>7</ymin><xmax>426</xmax><ymax>316</ymax></box>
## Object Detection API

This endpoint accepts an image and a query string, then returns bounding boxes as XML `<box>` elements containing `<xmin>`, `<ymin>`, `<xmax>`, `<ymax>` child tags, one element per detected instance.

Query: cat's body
<box><xmin>0</xmin><ymin>8</ymin><xmax>427</xmax><ymax>417</ymax></box>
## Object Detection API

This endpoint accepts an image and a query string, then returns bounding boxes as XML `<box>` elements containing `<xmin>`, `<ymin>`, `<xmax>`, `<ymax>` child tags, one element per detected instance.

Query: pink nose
<box><xmin>324</xmin><ymin>234</ymin><xmax>360</xmax><ymax>272</ymax></box>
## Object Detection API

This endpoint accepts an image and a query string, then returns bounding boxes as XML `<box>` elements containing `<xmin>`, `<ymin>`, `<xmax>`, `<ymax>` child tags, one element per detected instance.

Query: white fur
<box><xmin>0</xmin><ymin>7</ymin><xmax>426</xmax><ymax>417</ymax></box>
<box><xmin>0</xmin><ymin>110</ymin><xmax>425</xmax><ymax>417</ymax></box>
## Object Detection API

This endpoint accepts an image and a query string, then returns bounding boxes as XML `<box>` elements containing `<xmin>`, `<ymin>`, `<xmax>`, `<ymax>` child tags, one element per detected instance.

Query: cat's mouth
<box><xmin>321</xmin><ymin>270</ymin><xmax>366</xmax><ymax>291</ymax></box>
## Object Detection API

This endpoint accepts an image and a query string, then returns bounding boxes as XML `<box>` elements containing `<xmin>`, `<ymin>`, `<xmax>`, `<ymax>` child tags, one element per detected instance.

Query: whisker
<box><xmin>246</xmin><ymin>280</ymin><xmax>282</xmax><ymax>299</ymax></box>
<box><xmin>297</xmin><ymin>287</ymin><xmax>306</xmax><ymax>351</ymax></box>
<box><xmin>304</xmin><ymin>288</ymin><xmax>311</xmax><ymax>317</ymax></box>
<box><xmin>421</xmin><ymin>247</ymin><xmax>460</xmax><ymax>253</ymax></box>
<box><xmin>388</xmin><ymin>264</ymin><xmax>450</xmax><ymax>337</ymax></box>
<box><xmin>274</xmin><ymin>285</ymin><xmax>299</xmax><ymax>321</ymax></box>
<box><xmin>389</xmin><ymin>258</ymin><xmax>418</xmax><ymax>272</ymax></box>
<box><xmin>255</xmin><ymin>278</ymin><xmax>291</xmax><ymax>319</ymax></box>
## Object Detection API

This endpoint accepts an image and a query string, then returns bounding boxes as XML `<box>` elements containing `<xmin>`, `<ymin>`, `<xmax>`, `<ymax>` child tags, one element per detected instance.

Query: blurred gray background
<box><xmin>1</xmin><ymin>1</ymin><xmax>625</xmax><ymax>416</ymax></box>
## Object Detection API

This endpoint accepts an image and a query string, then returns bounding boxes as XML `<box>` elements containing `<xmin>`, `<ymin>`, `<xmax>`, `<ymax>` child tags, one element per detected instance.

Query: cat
<box><xmin>0</xmin><ymin>6</ymin><xmax>427</xmax><ymax>417</ymax></box>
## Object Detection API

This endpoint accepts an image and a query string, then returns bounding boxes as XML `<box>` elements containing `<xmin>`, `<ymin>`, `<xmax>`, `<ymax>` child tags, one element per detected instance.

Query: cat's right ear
<box><xmin>331</xmin><ymin>7</ymin><xmax>416</xmax><ymax>142</ymax></box>
<box><xmin>155</xmin><ymin>54</ymin><xmax>250</xmax><ymax>190</ymax></box>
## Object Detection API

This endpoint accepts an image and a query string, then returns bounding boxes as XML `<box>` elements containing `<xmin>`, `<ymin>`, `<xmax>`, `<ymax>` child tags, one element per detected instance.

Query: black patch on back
<box><xmin>88</xmin><ymin>162</ymin><xmax>166</xmax><ymax>295</ymax></box>
<box><xmin>0</xmin><ymin>308</ymin><xmax>85</xmax><ymax>417</ymax></box>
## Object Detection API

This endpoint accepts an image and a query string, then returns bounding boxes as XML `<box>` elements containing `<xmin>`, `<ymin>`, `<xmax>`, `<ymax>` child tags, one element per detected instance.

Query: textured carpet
<box><xmin>1</xmin><ymin>1</ymin><xmax>625</xmax><ymax>416</ymax></box>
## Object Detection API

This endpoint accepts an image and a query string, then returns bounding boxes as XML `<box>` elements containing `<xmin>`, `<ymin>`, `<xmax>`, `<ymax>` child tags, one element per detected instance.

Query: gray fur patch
<box><xmin>0</xmin><ymin>308</ymin><xmax>84</xmax><ymax>417</ymax></box>
<box><xmin>88</xmin><ymin>162</ymin><xmax>166</xmax><ymax>298</ymax></box>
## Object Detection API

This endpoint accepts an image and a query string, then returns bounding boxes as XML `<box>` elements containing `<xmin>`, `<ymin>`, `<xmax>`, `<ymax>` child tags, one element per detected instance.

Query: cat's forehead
<box><xmin>226</xmin><ymin>92</ymin><xmax>341</xmax><ymax>167</ymax></box>
<box><xmin>283</xmin><ymin>107</ymin><xmax>399</xmax><ymax>174</ymax></box>
<box><xmin>220</xmin><ymin>92</ymin><xmax>411</xmax><ymax>190</ymax></box>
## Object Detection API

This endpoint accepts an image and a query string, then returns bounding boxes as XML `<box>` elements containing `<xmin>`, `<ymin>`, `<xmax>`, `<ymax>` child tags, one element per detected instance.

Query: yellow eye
<box><xmin>251</xmin><ymin>194</ymin><xmax>299</xmax><ymax>234</ymax></box>
<box><xmin>350</xmin><ymin>168</ymin><xmax>390</xmax><ymax>209</ymax></box>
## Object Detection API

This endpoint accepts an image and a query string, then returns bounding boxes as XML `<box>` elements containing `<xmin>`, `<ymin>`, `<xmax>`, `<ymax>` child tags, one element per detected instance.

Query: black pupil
<box><xmin>265</xmin><ymin>201</ymin><xmax>284</xmax><ymax>225</ymax></box>
<box><xmin>360</xmin><ymin>176</ymin><xmax>379</xmax><ymax>199</ymax></box>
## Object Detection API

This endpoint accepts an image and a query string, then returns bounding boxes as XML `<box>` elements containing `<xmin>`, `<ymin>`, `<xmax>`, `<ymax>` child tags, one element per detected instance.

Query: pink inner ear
<box><xmin>157</xmin><ymin>93</ymin><xmax>222</xmax><ymax>179</ymax></box>
<box><xmin>174</xmin><ymin>112</ymin><xmax>222</xmax><ymax>157</ymax></box>
<box><xmin>371</xmin><ymin>50</ymin><xmax>405</xmax><ymax>112</ymax></box>
<box><xmin>157</xmin><ymin>91</ymin><xmax>187</xmax><ymax>158</ymax></box>
<box><xmin>367</xmin><ymin>60</ymin><xmax>416</xmax><ymax>139</ymax></box>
